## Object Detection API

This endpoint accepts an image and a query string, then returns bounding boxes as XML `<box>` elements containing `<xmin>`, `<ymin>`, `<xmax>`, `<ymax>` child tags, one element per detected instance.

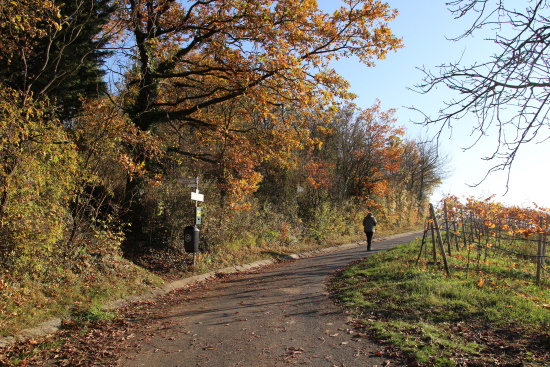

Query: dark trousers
<box><xmin>365</xmin><ymin>231</ymin><xmax>374</xmax><ymax>250</ymax></box>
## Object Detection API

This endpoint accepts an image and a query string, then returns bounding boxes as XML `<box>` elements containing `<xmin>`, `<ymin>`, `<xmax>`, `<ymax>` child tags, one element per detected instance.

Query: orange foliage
<box><xmin>113</xmin><ymin>0</ymin><xmax>402</xmax><ymax>209</ymax></box>
<box><xmin>441</xmin><ymin>195</ymin><xmax>550</xmax><ymax>236</ymax></box>
<box><xmin>304</xmin><ymin>160</ymin><xmax>335</xmax><ymax>191</ymax></box>
<box><xmin>347</xmin><ymin>101</ymin><xmax>405</xmax><ymax>198</ymax></box>
<box><xmin>71</xmin><ymin>98</ymin><xmax>163</xmax><ymax>180</ymax></box>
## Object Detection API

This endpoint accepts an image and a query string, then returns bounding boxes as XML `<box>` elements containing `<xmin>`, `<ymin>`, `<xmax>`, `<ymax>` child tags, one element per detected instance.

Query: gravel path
<box><xmin>119</xmin><ymin>232</ymin><xmax>421</xmax><ymax>367</ymax></box>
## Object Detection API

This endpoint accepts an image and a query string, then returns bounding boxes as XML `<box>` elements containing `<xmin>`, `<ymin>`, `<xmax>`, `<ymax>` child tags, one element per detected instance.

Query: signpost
<box><xmin>179</xmin><ymin>177</ymin><xmax>197</xmax><ymax>185</ymax></box>
<box><xmin>181</xmin><ymin>176</ymin><xmax>204</xmax><ymax>265</ymax></box>
<box><xmin>191</xmin><ymin>192</ymin><xmax>204</xmax><ymax>202</ymax></box>
<box><xmin>195</xmin><ymin>207</ymin><xmax>202</xmax><ymax>225</ymax></box>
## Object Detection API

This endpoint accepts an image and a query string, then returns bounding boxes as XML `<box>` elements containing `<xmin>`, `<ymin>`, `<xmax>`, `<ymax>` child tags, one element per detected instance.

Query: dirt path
<box><xmin>118</xmin><ymin>232</ymin><xmax>420</xmax><ymax>367</ymax></box>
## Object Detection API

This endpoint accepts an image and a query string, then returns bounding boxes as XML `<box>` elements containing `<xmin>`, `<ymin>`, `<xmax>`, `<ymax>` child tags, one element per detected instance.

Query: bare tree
<box><xmin>398</xmin><ymin>139</ymin><xmax>451</xmax><ymax>204</ymax></box>
<box><xmin>415</xmin><ymin>0</ymin><xmax>550</xmax><ymax>186</ymax></box>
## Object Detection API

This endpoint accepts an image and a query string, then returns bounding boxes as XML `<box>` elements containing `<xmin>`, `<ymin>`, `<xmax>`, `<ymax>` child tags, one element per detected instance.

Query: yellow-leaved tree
<box><xmin>0</xmin><ymin>86</ymin><xmax>78</xmax><ymax>275</ymax></box>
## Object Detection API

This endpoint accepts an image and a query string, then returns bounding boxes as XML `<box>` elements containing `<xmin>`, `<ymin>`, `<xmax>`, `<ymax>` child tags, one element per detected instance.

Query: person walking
<box><xmin>362</xmin><ymin>212</ymin><xmax>377</xmax><ymax>251</ymax></box>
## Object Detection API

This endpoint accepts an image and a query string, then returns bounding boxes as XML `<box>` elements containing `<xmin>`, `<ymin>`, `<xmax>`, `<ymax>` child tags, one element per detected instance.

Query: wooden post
<box><xmin>416</xmin><ymin>225</ymin><xmax>429</xmax><ymax>266</ymax></box>
<box><xmin>543</xmin><ymin>217</ymin><xmax>547</xmax><ymax>280</ymax></box>
<box><xmin>536</xmin><ymin>216</ymin><xmax>544</xmax><ymax>285</ymax></box>
<box><xmin>453</xmin><ymin>220</ymin><xmax>460</xmax><ymax>251</ymax></box>
<box><xmin>461</xmin><ymin>209</ymin><xmax>468</xmax><ymax>249</ymax></box>
<box><xmin>430</xmin><ymin>203</ymin><xmax>451</xmax><ymax>277</ymax></box>
<box><xmin>443</xmin><ymin>200</ymin><xmax>451</xmax><ymax>256</ymax></box>
<box><xmin>461</xmin><ymin>210</ymin><xmax>472</xmax><ymax>271</ymax></box>
<box><xmin>430</xmin><ymin>220</ymin><xmax>437</xmax><ymax>262</ymax></box>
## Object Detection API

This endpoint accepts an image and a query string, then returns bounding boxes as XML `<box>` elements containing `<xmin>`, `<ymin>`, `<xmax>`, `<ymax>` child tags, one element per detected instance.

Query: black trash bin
<box><xmin>184</xmin><ymin>225</ymin><xmax>199</xmax><ymax>253</ymax></box>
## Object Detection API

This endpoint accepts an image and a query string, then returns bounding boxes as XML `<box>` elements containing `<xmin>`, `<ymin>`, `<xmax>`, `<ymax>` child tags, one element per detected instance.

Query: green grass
<box><xmin>0</xmin><ymin>256</ymin><xmax>163</xmax><ymax>336</ymax></box>
<box><xmin>329</xmin><ymin>238</ymin><xmax>550</xmax><ymax>366</ymax></box>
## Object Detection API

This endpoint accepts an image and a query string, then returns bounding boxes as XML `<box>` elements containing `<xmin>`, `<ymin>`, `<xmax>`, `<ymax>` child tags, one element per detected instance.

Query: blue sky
<box><xmin>320</xmin><ymin>0</ymin><xmax>549</xmax><ymax>208</ymax></box>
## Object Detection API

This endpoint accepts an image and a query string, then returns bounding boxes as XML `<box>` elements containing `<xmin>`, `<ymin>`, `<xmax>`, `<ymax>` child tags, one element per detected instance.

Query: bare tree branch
<box><xmin>414</xmin><ymin>0</ymin><xmax>550</xmax><ymax>184</ymax></box>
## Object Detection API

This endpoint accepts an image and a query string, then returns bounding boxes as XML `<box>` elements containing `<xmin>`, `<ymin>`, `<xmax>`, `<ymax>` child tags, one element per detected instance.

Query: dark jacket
<box><xmin>362</xmin><ymin>214</ymin><xmax>377</xmax><ymax>232</ymax></box>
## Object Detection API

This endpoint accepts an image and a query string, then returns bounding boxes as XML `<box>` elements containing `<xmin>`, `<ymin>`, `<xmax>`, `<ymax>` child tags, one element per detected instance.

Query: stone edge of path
<box><xmin>0</xmin><ymin>231</ymin><xmax>422</xmax><ymax>347</ymax></box>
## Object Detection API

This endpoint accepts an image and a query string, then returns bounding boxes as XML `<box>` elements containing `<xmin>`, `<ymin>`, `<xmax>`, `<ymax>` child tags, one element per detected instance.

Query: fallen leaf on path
<box><xmin>286</xmin><ymin>347</ymin><xmax>304</xmax><ymax>352</ymax></box>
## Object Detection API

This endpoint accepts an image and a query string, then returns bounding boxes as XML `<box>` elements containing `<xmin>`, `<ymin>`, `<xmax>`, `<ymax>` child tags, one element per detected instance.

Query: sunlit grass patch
<box><xmin>366</xmin><ymin>319</ymin><xmax>480</xmax><ymax>366</ymax></box>
<box><xmin>0</xmin><ymin>257</ymin><xmax>162</xmax><ymax>336</ymax></box>
<box><xmin>329</xmin><ymin>238</ymin><xmax>550</xmax><ymax>366</ymax></box>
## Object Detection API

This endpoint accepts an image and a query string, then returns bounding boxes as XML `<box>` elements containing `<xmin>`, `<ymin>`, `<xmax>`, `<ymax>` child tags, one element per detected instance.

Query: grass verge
<box><xmin>328</xmin><ymin>238</ymin><xmax>550</xmax><ymax>366</ymax></box>
<box><xmin>0</xmin><ymin>256</ymin><xmax>163</xmax><ymax>337</ymax></box>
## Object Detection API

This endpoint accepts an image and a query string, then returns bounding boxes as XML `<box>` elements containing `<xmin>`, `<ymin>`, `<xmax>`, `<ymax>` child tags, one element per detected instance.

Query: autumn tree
<box><xmin>299</xmin><ymin>102</ymin><xmax>447</xmax><ymax>229</ymax></box>
<box><xmin>416</xmin><ymin>0</ymin><xmax>550</xmax><ymax>180</ymax></box>
<box><xmin>66</xmin><ymin>97</ymin><xmax>163</xmax><ymax>249</ymax></box>
<box><xmin>0</xmin><ymin>0</ymin><xmax>131</xmax><ymax>282</ymax></box>
<box><xmin>107</xmin><ymin>0</ymin><xmax>403</xmax><ymax>244</ymax></box>
<box><xmin>114</xmin><ymin>0</ymin><xmax>401</xmax><ymax>174</ymax></box>
<box><xmin>0</xmin><ymin>86</ymin><xmax>78</xmax><ymax>273</ymax></box>
<box><xmin>117</xmin><ymin>0</ymin><xmax>401</xmax><ymax>131</ymax></box>
<box><xmin>322</xmin><ymin>102</ymin><xmax>404</xmax><ymax>202</ymax></box>
<box><xmin>0</xmin><ymin>0</ymin><xmax>114</xmax><ymax>120</ymax></box>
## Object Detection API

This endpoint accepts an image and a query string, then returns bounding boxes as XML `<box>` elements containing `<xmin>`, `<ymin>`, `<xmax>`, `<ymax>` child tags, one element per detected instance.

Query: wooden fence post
<box><xmin>430</xmin><ymin>203</ymin><xmax>451</xmax><ymax>277</ymax></box>
<box><xmin>416</xmin><ymin>223</ymin><xmax>429</xmax><ymax>266</ymax></box>
<box><xmin>453</xmin><ymin>220</ymin><xmax>460</xmax><ymax>251</ymax></box>
<box><xmin>430</xmin><ymin>220</ymin><xmax>437</xmax><ymax>262</ymax></box>
<box><xmin>543</xmin><ymin>217</ymin><xmax>547</xmax><ymax>279</ymax></box>
<box><xmin>443</xmin><ymin>200</ymin><xmax>451</xmax><ymax>256</ymax></box>
<box><xmin>537</xmin><ymin>216</ymin><xmax>545</xmax><ymax>285</ymax></box>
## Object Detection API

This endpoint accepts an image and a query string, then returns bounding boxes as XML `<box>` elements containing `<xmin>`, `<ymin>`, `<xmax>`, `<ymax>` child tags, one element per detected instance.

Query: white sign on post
<box><xmin>191</xmin><ymin>192</ymin><xmax>204</xmax><ymax>202</ymax></box>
